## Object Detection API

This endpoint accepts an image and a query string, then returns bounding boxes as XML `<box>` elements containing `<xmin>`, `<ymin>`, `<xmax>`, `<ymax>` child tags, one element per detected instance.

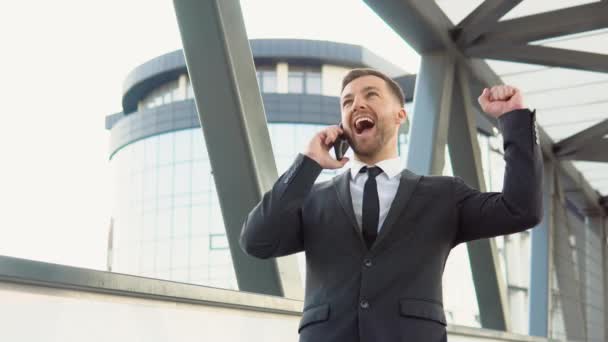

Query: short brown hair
<box><xmin>341</xmin><ymin>68</ymin><xmax>405</xmax><ymax>106</ymax></box>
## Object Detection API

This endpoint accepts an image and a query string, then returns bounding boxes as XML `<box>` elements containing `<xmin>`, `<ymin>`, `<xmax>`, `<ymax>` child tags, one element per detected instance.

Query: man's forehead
<box><xmin>341</xmin><ymin>76</ymin><xmax>386</xmax><ymax>98</ymax></box>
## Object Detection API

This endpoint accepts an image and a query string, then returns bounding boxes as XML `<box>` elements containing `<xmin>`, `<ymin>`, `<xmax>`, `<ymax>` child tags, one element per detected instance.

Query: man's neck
<box><xmin>354</xmin><ymin>150</ymin><xmax>398</xmax><ymax>166</ymax></box>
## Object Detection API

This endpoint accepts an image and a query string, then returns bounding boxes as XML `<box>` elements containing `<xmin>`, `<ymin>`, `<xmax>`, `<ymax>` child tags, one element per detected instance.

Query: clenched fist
<box><xmin>478</xmin><ymin>85</ymin><xmax>525</xmax><ymax>118</ymax></box>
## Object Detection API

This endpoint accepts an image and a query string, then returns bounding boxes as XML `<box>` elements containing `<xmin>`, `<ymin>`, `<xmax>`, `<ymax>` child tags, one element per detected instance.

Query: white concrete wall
<box><xmin>276</xmin><ymin>62</ymin><xmax>288</xmax><ymax>93</ymax></box>
<box><xmin>0</xmin><ymin>281</ymin><xmax>551</xmax><ymax>342</ymax></box>
<box><xmin>321</xmin><ymin>64</ymin><xmax>351</xmax><ymax>97</ymax></box>
<box><xmin>0</xmin><ymin>282</ymin><xmax>299</xmax><ymax>342</ymax></box>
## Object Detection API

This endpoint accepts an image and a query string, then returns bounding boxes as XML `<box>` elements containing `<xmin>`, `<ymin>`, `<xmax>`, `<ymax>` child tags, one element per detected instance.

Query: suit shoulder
<box><xmin>414</xmin><ymin>174</ymin><xmax>455</xmax><ymax>194</ymax></box>
<box><xmin>418</xmin><ymin>174</ymin><xmax>454</xmax><ymax>185</ymax></box>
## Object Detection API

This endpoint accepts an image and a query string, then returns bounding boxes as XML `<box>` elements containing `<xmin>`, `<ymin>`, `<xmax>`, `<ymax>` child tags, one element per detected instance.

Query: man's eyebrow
<box><xmin>362</xmin><ymin>86</ymin><xmax>381</xmax><ymax>92</ymax></box>
<box><xmin>341</xmin><ymin>86</ymin><xmax>381</xmax><ymax>101</ymax></box>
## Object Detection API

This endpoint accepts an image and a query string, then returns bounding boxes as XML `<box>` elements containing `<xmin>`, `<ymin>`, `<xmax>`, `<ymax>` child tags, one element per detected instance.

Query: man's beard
<box><xmin>346</xmin><ymin>121</ymin><xmax>389</xmax><ymax>158</ymax></box>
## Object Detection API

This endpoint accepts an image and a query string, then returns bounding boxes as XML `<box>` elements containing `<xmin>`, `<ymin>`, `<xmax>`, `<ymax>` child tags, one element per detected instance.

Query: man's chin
<box><xmin>352</xmin><ymin>143</ymin><xmax>381</xmax><ymax>158</ymax></box>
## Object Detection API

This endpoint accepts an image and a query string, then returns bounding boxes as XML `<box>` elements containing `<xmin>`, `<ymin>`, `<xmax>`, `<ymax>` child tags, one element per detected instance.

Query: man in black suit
<box><xmin>240</xmin><ymin>68</ymin><xmax>542</xmax><ymax>341</ymax></box>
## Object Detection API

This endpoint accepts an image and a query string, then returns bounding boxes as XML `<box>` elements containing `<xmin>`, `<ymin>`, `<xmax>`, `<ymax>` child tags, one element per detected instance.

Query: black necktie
<box><xmin>361</xmin><ymin>166</ymin><xmax>383</xmax><ymax>249</ymax></box>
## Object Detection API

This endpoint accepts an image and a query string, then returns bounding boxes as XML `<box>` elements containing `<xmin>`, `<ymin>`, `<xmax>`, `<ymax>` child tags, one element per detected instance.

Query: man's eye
<box><xmin>367</xmin><ymin>92</ymin><xmax>378</xmax><ymax>97</ymax></box>
<box><xmin>342</xmin><ymin>100</ymin><xmax>352</xmax><ymax>107</ymax></box>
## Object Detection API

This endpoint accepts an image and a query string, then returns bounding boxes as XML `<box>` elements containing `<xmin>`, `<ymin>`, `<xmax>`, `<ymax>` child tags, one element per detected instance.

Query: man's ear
<box><xmin>396</xmin><ymin>107</ymin><xmax>406</xmax><ymax>124</ymax></box>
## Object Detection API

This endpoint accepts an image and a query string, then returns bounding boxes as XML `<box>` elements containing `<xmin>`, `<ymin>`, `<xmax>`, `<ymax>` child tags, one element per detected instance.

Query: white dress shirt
<box><xmin>348</xmin><ymin>157</ymin><xmax>402</xmax><ymax>233</ymax></box>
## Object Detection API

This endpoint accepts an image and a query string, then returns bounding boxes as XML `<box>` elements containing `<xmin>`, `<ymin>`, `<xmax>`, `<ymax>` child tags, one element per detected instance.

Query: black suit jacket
<box><xmin>240</xmin><ymin>109</ymin><xmax>543</xmax><ymax>342</ymax></box>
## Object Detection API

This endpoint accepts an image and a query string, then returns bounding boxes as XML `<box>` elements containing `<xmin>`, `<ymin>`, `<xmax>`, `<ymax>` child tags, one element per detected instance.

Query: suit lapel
<box><xmin>332</xmin><ymin>171</ymin><xmax>367</xmax><ymax>249</ymax></box>
<box><xmin>332</xmin><ymin>168</ymin><xmax>422</xmax><ymax>252</ymax></box>
<box><xmin>372</xmin><ymin>169</ymin><xmax>421</xmax><ymax>252</ymax></box>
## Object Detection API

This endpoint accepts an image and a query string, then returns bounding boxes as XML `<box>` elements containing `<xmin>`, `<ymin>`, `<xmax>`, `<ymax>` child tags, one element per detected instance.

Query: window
<box><xmin>141</xmin><ymin>79</ymin><xmax>181</xmax><ymax>109</ymax></box>
<box><xmin>288</xmin><ymin>71</ymin><xmax>304</xmax><ymax>93</ymax></box>
<box><xmin>288</xmin><ymin>67</ymin><xmax>321</xmax><ymax>94</ymax></box>
<box><xmin>306</xmin><ymin>72</ymin><xmax>321</xmax><ymax>94</ymax></box>
<box><xmin>255</xmin><ymin>66</ymin><xmax>277</xmax><ymax>93</ymax></box>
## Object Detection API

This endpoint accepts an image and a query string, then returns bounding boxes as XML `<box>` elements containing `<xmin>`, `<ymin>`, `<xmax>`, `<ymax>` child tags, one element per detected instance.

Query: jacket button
<box><xmin>364</xmin><ymin>259</ymin><xmax>373</xmax><ymax>267</ymax></box>
<box><xmin>360</xmin><ymin>299</ymin><xmax>369</xmax><ymax>309</ymax></box>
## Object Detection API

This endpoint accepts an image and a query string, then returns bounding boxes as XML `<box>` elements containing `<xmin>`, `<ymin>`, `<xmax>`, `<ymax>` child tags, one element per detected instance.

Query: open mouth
<box><xmin>354</xmin><ymin>116</ymin><xmax>376</xmax><ymax>135</ymax></box>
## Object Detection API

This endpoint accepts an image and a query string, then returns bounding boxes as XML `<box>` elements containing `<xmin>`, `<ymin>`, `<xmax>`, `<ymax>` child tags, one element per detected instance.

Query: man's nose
<box><xmin>351</xmin><ymin>96</ymin><xmax>367</xmax><ymax>113</ymax></box>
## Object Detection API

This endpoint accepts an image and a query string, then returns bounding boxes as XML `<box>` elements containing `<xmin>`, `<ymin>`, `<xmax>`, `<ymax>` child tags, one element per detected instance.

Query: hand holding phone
<box><xmin>333</xmin><ymin>123</ymin><xmax>350</xmax><ymax>161</ymax></box>
<box><xmin>304</xmin><ymin>123</ymin><xmax>350</xmax><ymax>169</ymax></box>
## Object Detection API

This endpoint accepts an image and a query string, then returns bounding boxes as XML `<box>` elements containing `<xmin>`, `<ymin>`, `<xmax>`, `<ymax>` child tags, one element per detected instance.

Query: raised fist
<box><xmin>478</xmin><ymin>85</ymin><xmax>525</xmax><ymax>118</ymax></box>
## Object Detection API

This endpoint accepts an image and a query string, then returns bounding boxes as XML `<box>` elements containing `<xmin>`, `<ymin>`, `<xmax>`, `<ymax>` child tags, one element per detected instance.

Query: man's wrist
<box><xmin>302</xmin><ymin>152</ymin><xmax>322</xmax><ymax>168</ymax></box>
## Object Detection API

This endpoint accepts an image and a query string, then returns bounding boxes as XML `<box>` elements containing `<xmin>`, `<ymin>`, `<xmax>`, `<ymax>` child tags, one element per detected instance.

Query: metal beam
<box><xmin>448</xmin><ymin>67</ymin><xmax>486</xmax><ymax>190</ymax></box>
<box><xmin>466</xmin><ymin>45</ymin><xmax>608</xmax><ymax>74</ymax></box>
<box><xmin>448</xmin><ymin>67</ymin><xmax>511</xmax><ymax>331</ymax></box>
<box><xmin>556</xmin><ymin>155</ymin><xmax>605</xmax><ymax>215</ymax></box>
<box><xmin>528</xmin><ymin>158</ymin><xmax>553</xmax><ymax>337</ymax></box>
<box><xmin>453</xmin><ymin>0</ymin><xmax>522</xmax><ymax>46</ymax></box>
<box><xmin>604</xmin><ymin>216</ymin><xmax>608</xmax><ymax>341</ymax></box>
<box><xmin>574</xmin><ymin>139</ymin><xmax>608</xmax><ymax>162</ymax></box>
<box><xmin>584</xmin><ymin>215</ymin><xmax>606</xmax><ymax>342</ymax></box>
<box><xmin>172</xmin><ymin>0</ymin><xmax>303</xmax><ymax>298</ymax></box>
<box><xmin>405</xmin><ymin>52</ymin><xmax>454</xmax><ymax>175</ymax></box>
<box><xmin>471</xmin><ymin>2</ymin><xmax>608</xmax><ymax>47</ymax></box>
<box><xmin>553</xmin><ymin>175</ymin><xmax>587</xmax><ymax>341</ymax></box>
<box><xmin>554</xmin><ymin>119</ymin><xmax>608</xmax><ymax>161</ymax></box>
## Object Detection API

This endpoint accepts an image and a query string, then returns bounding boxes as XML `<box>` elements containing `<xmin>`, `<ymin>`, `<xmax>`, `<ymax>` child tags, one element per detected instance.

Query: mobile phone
<box><xmin>333</xmin><ymin>123</ymin><xmax>350</xmax><ymax>160</ymax></box>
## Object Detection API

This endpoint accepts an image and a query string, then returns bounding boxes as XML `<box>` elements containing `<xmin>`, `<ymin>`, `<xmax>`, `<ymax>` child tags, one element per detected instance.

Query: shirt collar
<box><xmin>349</xmin><ymin>156</ymin><xmax>403</xmax><ymax>180</ymax></box>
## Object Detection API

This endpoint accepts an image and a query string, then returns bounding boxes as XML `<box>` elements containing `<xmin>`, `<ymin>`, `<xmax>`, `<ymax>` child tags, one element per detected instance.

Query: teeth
<box><xmin>354</xmin><ymin>116</ymin><xmax>375</xmax><ymax>134</ymax></box>
<box><xmin>355</xmin><ymin>117</ymin><xmax>374</xmax><ymax>126</ymax></box>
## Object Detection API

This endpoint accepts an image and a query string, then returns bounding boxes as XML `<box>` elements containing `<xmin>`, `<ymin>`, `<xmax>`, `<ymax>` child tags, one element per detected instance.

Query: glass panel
<box><xmin>156</xmin><ymin>241</ymin><xmax>171</xmax><ymax>272</ymax></box>
<box><xmin>158</xmin><ymin>133</ymin><xmax>174</xmax><ymax>165</ymax></box>
<box><xmin>192</xmin><ymin>131</ymin><xmax>207</xmax><ymax>160</ymax></box>
<box><xmin>306</xmin><ymin>72</ymin><xmax>321</xmax><ymax>94</ymax></box>
<box><xmin>174</xmin><ymin>163</ymin><xmax>191</xmax><ymax>195</ymax></box>
<box><xmin>261</xmin><ymin>71</ymin><xmax>277</xmax><ymax>93</ymax></box>
<box><xmin>174</xmin><ymin>129</ymin><xmax>192</xmax><ymax>163</ymax></box>
<box><xmin>171</xmin><ymin>238</ymin><xmax>189</xmax><ymax>269</ymax></box>
<box><xmin>157</xmin><ymin>165</ymin><xmax>173</xmax><ymax>197</ymax></box>
<box><xmin>173</xmin><ymin>207</ymin><xmax>190</xmax><ymax>238</ymax></box>
<box><xmin>288</xmin><ymin>71</ymin><xmax>304</xmax><ymax>93</ymax></box>
<box><xmin>157</xmin><ymin>210</ymin><xmax>172</xmax><ymax>240</ymax></box>
<box><xmin>191</xmin><ymin>161</ymin><xmax>211</xmax><ymax>193</ymax></box>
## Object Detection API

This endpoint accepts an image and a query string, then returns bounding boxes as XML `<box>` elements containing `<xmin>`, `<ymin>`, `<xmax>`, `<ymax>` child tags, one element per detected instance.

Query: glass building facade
<box><xmin>110</xmin><ymin>122</ymin><xmax>411</xmax><ymax>289</ymax></box>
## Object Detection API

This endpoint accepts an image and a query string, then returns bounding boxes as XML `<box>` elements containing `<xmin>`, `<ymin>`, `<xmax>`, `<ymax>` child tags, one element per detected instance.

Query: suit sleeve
<box><xmin>239</xmin><ymin>153</ymin><xmax>323</xmax><ymax>259</ymax></box>
<box><xmin>454</xmin><ymin>109</ymin><xmax>543</xmax><ymax>245</ymax></box>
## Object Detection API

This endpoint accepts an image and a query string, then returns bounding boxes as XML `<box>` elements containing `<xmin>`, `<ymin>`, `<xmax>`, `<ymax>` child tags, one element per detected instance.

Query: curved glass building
<box><xmin>106</xmin><ymin>39</ymin><xmax>416</xmax><ymax>289</ymax></box>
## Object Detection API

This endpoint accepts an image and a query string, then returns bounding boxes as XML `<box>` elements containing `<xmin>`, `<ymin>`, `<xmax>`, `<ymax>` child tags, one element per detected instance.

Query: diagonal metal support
<box><xmin>528</xmin><ymin>157</ymin><xmax>554</xmax><ymax>337</ymax></box>
<box><xmin>470</xmin><ymin>2</ymin><xmax>608</xmax><ymax>47</ymax></box>
<box><xmin>448</xmin><ymin>66</ymin><xmax>511</xmax><ymax>331</ymax></box>
<box><xmin>554</xmin><ymin>119</ymin><xmax>608</xmax><ymax>160</ymax></box>
<box><xmin>466</xmin><ymin>45</ymin><xmax>608</xmax><ymax>74</ymax></box>
<box><xmin>584</xmin><ymin>215</ymin><xmax>606</xmax><ymax>341</ymax></box>
<box><xmin>573</xmin><ymin>139</ymin><xmax>608</xmax><ymax>163</ymax></box>
<box><xmin>453</xmin><ymin>0</ymin><xmax>522</xmax><ymax>47</ymax></box>
<box><xmin>553</xmin><ymin>173</ymin><xmax>587</xmax><ymax>341</ymax></box>
<box><xmin>172</xmin><ymin>0</ymin><xmax>302</xmax><ymax>298</ymax></box>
